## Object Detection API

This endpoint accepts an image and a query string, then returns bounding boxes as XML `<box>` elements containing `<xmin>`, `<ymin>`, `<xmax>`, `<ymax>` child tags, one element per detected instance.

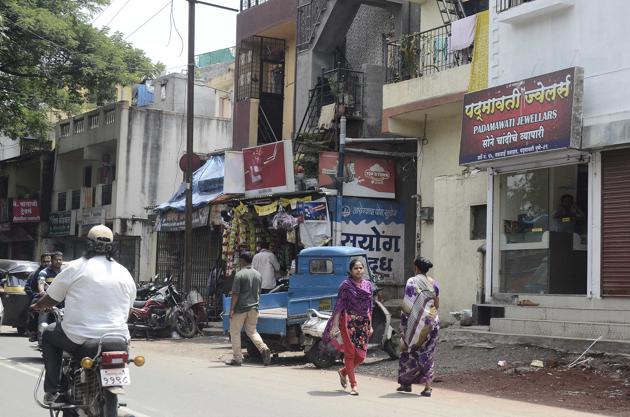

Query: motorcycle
<box><xmin>135</xmin><ymin>274</ymin><xmax>168</xmax><ymax>301</ymax></box>
<box><xmin>128</xmin><ymin>278</ymin><xmax>197</xmax><ymax>338</ymax></box>
<box><xmin>301</xmin><ymin>290</ymin><xmax>400</xmax><ymax>368</ymax></box>
<box><xmin>35</xmin><ymin>307</ymin><xmax>145</xmax><ymax>417</ymax></box>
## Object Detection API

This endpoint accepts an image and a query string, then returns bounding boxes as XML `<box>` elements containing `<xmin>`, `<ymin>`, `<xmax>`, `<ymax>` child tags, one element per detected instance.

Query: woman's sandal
<box><xmin>420</xmin><ymin>388</ymin><xmax>432</xmax><ymax>397</ymax></box>
<box><xmin>337</xmin><ymin>370</ymin><xmax>348</xmax><ymax>389</ymax></box>
<box><xmin>396</xmin><ymin>385</ymin><xmax>412</xmax><ymax>393</ymax></box>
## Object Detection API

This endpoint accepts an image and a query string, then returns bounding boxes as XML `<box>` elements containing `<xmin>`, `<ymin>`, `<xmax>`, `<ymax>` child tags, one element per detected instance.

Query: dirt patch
<box><xmin>356</xmin><ymin>337</ymin><xmax>630</xmax><ymax>417</ymax></box>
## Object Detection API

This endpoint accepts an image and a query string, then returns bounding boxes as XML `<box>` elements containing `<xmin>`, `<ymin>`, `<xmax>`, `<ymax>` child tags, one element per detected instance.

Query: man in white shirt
<box><xmin>251</xmin><ymin>243</ymin><xmax>280</xmax><ymax>293</ymax></box>
<box><xmin>32</xmin><ymin>225</ymin><xmax>136</xmax><ymax>405</ymax></box>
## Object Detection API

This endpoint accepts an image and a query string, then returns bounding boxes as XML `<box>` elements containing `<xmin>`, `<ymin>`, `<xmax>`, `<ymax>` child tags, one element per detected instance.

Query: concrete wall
<box><xmin>345</xmin><ymin>5</ymin><xmax>395</xmax><ymax>68</ymax></box>
<box><xmin>150</xmin><ymin>74</ymin><xmax>218</xmax><ymax>117</ymax></box>
<box><xmin>120</xmin><ymin>109</ymin><xmax>232</xmax><ymax>217</ymax></box>
<box><xmin>433</xmin><ymin>170</ymin><xmax>487</xmax><ymax>318</ymax></box>
<box><xmin>489</xmin><ymin>0</ymin><xmax>630</xmax><ymax>148</ymax></box>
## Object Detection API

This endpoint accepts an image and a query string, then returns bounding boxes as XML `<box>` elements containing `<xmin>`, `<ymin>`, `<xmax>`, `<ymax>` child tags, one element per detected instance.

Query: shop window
<box><xmin>470</xmin><ymin>205</ymin><xmax>487</xmax><ymax>240</ymax></box>
<box><xmin>309</xmin><ymin>259</ymin><xmax>334</xmax><ymax>274</ymax></box>
<box><xmin>498</xmin><ymin>165</ymin><xmax>588</xmax><ymax>294</ymax></box>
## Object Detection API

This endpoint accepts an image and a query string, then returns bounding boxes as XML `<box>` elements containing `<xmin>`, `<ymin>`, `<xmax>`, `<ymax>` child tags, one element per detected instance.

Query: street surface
<box><xmin>0</xmin><ymin>329</ymin><xmax>609</xmax><ymax>417</ymax></box>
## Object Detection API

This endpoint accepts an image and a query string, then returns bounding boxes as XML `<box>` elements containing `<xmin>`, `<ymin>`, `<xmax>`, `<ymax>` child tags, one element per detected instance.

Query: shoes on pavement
<box><xmin>396</xmin><ymin>385</ymin><xmax>411</xmax><ymax>393</ymax></box>
<box><xmin>43</xmin><ymin>392</ymin><xmax>66</xmax><ymax>406</ymax></box>
<box><xmin>261</xmin><ymin>348</ymin><xmax>272</xmax><ymax>366</ymax></box>
<box><xmin>338</xmin><ymin>369</ymin><xmax>348</xmax><ymax>389</ymax></box>
<box><xmin>225</xmin><ymin>359</ymin><xmax>242</xmax><ymax>366</ymax></box>
<box><xmin>420</xmin><ymin>388</ymin><xmax>432</xmax><ymax>397</ymax></box>
<box><xmin>349</xmin><ymin>387</ymin><xmax>359</xmax><ymax>396</ymax></box>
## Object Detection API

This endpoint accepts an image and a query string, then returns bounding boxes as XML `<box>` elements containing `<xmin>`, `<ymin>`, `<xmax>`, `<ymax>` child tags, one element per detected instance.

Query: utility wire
<box><xmin>124</xmin><ymin>0</ymin><xmax>171</xmax><ymax>41</ymax></box>
<box><xmin>104</xmin><ymin>0</ymin><xmax>132</xmax><ymax>27</ymax></box>
<box><xmin>91</xmin><ymin>0</ymin><xmax>120</xmax><ymax>24</ymax></box>
<box><xmin>168</xmin><ymin>0</ymin><xmax>185</xmax><ymax>57</ymax></box>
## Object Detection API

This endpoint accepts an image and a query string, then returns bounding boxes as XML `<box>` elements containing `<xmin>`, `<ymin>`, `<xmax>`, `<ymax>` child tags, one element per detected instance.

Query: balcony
<box><xmin>496</xmin><ymin>0</ymin><xmax>574</xmax><ymax>24</ymax></box>
<box><xmin>385</xmin><ymin>24</ymin><xmax>471</xmax><ymax>84</ymax></box>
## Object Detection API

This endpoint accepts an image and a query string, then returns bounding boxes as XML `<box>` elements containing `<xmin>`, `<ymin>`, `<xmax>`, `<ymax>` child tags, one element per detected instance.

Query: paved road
<box><xmin>0</xmin><ymin>327</ymin><xmax>608</xmax><ymax>417</ymax></box>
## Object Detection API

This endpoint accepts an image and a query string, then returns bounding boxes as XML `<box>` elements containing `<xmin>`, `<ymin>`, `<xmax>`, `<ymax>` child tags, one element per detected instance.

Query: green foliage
<box><xmin>0</xmin><ymin>0</ymin><xmax>160</xmax><ymax>140</ymax></box>
<box><xmin>296</xmin><ymin>132</ymin><xmax>331</xmax><ymax>178</ymax></box>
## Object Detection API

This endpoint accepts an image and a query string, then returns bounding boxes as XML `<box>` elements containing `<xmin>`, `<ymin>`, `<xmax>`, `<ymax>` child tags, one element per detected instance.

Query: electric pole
<box><xmin>184</xmin><ymin>0</ymin><xmax>238</xmax><ymax>293</ymax></box>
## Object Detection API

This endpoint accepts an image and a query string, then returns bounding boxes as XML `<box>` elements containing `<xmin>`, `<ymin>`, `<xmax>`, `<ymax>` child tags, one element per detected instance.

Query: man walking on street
<box><xmin>226</xmin><ymin>252</ymin><xmax>272</xmax><ymax>366</ymax></box>
<box><xmin>252</xmin><ymin>242</ymin><xmax>280</xmax><ymax>294</ymax></box>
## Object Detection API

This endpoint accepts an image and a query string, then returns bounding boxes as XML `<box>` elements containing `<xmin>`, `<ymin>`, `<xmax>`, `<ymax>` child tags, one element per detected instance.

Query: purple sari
<box><xmin>323</xmin><ymin>277</ymin><xmax>373</xmax><ymax>358</ymax></box>
<box><xmin>398</xmin><ymin>274</ymin><xmax>440</xmax><ymax>386</ymax></box>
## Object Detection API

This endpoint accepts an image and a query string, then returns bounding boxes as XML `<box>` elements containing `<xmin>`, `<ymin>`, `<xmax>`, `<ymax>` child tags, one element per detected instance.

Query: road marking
<box><xmin>0</xmin><ymin>355</ymin><xmax>41</xmax><ymax>378</ymax></box>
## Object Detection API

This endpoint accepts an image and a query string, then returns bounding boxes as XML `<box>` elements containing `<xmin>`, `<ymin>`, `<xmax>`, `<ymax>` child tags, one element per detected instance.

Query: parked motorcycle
<box><xmin>128</xmin><ymin>278</ymin><xmax>197</xmax><ymax>338</ymax></box>
<box><xmin>35</xmin><ymin>307</ymin><xmax>145</xmax><ymax>417</ymax></box>
<box><xmin>135</xmin><ymin>274</ymin><xmax>168</xmax><ymax>301</ymax></box>
<box><xmin>301</xmin><ymin>295</ymin><xmax>400</xmax><ymax>368</ymax></box>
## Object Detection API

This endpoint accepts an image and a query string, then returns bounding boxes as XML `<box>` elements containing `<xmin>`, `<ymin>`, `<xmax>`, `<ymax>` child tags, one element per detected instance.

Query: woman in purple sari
<box><xmin>323</xmin><ymin>259</ymin><xmax>373</xmax><ymax>396</ymax></box>
<box><xmin>397</xmin><ymin>257</ymin><xmax>439</xmax><ymax>396</ymax></box>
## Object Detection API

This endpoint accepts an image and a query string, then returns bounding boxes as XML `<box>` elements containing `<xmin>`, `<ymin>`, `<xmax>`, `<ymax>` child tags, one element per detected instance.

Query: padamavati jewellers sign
<box><xmin>459</xmin><ymin>67</ymin><xmax>584</xmax><ymax>165</ymax></box>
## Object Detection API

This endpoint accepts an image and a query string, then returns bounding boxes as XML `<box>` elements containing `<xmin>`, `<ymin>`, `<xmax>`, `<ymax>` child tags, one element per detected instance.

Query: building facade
<box><xmin>51</xmin><ymin>73</ymin><xmax>232</xmax><ymax>280</ymax></box>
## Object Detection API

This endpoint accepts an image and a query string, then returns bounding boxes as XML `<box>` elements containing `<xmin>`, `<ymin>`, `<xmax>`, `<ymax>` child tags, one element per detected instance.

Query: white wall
<box><xmin>0</xmin><ymin>136</ymin><xmax>21</xmax><ymax>161</ymax></box>
<box><xmin>490</xmin><ymin>0</ymin><xmax>630</xmax><ymax>147</ymax></box>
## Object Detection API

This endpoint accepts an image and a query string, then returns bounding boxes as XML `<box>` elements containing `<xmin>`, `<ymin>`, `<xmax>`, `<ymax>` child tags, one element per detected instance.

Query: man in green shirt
<box><xmin>226</xmin><ymin>252</ymin><xmax>272</xmax><ymax>366</ymax></box>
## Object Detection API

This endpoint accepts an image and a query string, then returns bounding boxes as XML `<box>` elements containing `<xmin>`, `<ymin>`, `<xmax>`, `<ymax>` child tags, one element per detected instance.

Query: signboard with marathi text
<box><xmin>243</xmin><ymin>141</ymin><xmax>295</xmax><ymax>198</ymax></box>
<box><xmin>460</xmin><ymin>67</ymin><xmax>584</xmax><ymax>165</ymax></box>
<box><xmin>319</xmin><ymin>152</ymin><xmax>396</xmax><ymax>199</ymax></box>
<box><xmin>48</xmin><ymin>211</ymin><xmax>75</xmax><ymax>236</ymax></box>
<box><xmin>155</xmin><ymin>206</ymin><xmax>210</xmax><ymax>232</ymax></box>
<box><xmin>12</xmin><ymin>199</ymin><xmax>40</xmax><ymax>223</ymax></box>
<box><xmin>338</xmin><ymin>197</ymin><xmax>404</xmax><ymax>281</ymax></box>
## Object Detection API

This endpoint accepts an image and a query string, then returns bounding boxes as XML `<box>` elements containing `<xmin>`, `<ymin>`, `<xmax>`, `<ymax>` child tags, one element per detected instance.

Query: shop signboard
<box><xmin>460</xmin><ymin>67</ymin><xmax>584</xmax><ymax>165</ymax></box>
<box><xmin>12</xmin><ymin>199</ymin><xmax>40</xmax><ymax>223</ymax></box>
<box><xmin>319</xmin><ymin>152</ymin><xmax>396</xmax><ymax>199</ymax></box>
<box><xmin>338</xmin><ymin>197</ymin><xmax>404</xmax><ymax>281</ymax></box>
<box><xmin>82</xmin><ymin>207</ymin><xmax>105</xmax><ymax>227</ymax></box>
<box><xmin>48</xmin><ymin>211</ymin><xmax>75</xmax><ymax>236</ymax></box>
<box><xmin>224</xmin><ymin>151</ymin><xmax>245</xmax><ymax>194</ymax></box>
<box><xmin>243</xmin><ymin>141</ymin><xmax>295</xmax><ymax>198</ymax></box>
<box><xmin>155</xmin><ymin>205</ymin><xmax>210</xmax><ymax>232</ymax></box>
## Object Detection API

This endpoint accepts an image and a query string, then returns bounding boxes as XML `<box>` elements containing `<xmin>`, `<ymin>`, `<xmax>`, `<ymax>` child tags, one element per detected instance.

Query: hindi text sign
<box><xmin>460</xmin><ymin>67</ymin><xmax>584</xmax><ymax>165</ymax></box>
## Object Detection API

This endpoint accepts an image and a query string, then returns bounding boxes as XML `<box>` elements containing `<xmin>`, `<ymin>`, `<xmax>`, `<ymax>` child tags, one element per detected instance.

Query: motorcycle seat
<box><xmin>75</xmin><ymin>338</ymin><xmax>128</xmax><ymax>358</ymax></box>
<box><xmin>133</xmin><ymin>300</ymin><xmax>146</xmax><ymax>308</ymax></box>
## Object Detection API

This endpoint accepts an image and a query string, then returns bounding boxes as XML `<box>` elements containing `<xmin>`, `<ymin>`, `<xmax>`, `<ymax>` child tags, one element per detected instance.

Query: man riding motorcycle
<box><xmin>31</xmin><ymin>225</ymin><xmax>137</xmax><ymax>405</ymax></box>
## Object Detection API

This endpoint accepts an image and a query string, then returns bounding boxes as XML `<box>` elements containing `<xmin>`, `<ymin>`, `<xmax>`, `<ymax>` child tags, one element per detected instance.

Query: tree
<box><xmin>0</xmin><ymin>1</ymin><xmax>161</xmax><ymax>140</ymax></box>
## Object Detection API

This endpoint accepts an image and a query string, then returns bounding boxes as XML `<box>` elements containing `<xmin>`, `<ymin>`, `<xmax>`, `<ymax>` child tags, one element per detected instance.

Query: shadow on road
<box><xmin>307</xmin><ymin>390</ymin><xmax>349</xmax><ymax>397</ymax></box>
<box><xmin>379</xmin><ymin>392</ymin><xmax>422</xmax><ymax>399</ymax></box>
<box><xmin>9</xmin><ymin>356</ymin><xmax>43</xmax><ymax>365</ymax></box>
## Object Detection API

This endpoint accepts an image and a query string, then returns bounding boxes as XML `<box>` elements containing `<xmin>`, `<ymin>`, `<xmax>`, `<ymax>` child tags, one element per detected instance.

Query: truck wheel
<box><xmin>245</xmin><ymin>339</ymin><xmax>262</xmax><ymax>362</ymax></box>
<box><xmin>308</xmin><ymin>340</ymin><xmax>336</xmax><ymax>369</ymax></box>
<box><xmin>384</xmin><ymin>332</ymin><xmax>400</xmax><ymax>360</ymax></box>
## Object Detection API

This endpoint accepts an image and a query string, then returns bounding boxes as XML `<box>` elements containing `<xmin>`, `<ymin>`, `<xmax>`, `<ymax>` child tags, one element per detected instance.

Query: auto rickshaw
<box><xmin>0</xmin><ymin>259</ymin><xmax>39</xmax><ymax>335</ymax></box>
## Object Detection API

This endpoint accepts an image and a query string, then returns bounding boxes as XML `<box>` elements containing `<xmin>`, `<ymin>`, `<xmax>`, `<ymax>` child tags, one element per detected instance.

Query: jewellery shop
<box><xmin>460</xmin><ymin>67</ymin><xmax>595</xmax><ymax>300</ymax></box>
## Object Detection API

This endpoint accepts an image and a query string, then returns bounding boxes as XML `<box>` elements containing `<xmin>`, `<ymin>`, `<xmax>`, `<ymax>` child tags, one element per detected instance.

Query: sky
<box><xmin>91</xmin><ymin>0</ymin><xmax>238</xmax><ymax>72</ymax></box>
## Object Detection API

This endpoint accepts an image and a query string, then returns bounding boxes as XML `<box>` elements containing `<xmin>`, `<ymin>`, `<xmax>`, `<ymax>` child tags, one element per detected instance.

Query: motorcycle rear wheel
<box><xmin>307</xmin><ymin>340</ymin><xmax>336</xmax><ymax>369</ymax></box>
<box><xmin>102</xmin><ymin>390</ymin><xmax>118</xmax><ymax>417</ymax></box>
<box><xmin>175</xmin><ymin>310</ymin><xmax>197</xmax><ymax>338</ymax></box>
<box><xmin>383</xmin><ymin>331</ymin><xmax>401</xmax><ymax>359</ymax></box>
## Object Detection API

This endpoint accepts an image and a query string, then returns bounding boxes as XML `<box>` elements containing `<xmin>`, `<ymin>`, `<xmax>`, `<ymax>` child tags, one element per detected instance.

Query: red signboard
<box><xmin>319</xmin><ymin>152</ymin><xmax>396</xmax><ymax>199</ymax></box>
<box><xmin>460</xmin><ymin>67</ymin><xmax>583</xmax><ymax>165</ymax></box>
<box><xmin>243</xmin><ymin>141</ymin><xmax>295</xmax><ymax>197</ymax></box>
<box><xmin>13</xmin><ymin>199</ymin><xmax>40</xmax><ymax>223</ymax></box>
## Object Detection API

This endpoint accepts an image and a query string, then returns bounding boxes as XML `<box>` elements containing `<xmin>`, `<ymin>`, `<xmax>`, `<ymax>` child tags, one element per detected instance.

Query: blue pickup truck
<box><xmin>223</xmin><ymin>246</ymin><xmax>398</xmax><ymax>367</ymax></box>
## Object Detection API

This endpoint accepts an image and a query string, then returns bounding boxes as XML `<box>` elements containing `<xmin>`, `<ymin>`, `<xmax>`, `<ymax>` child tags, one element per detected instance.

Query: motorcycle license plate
<box><xmin>101</xmin><ymin>367</ymin><xmax>131</xmax><ymax>387</ymax></box>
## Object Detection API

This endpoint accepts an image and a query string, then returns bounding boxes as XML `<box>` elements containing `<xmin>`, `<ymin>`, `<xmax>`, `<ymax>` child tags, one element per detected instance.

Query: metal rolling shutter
<box><xmin>601</xmin><ymin>148</ymin><xmax>630</xmax><ymax>296</ymax></box>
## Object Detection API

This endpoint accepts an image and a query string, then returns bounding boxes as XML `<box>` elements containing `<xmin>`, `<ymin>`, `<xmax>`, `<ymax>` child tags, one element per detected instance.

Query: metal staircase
<box><xmin>436</xmin><ymin>0</ymin><xmax>466</xmax><ymax>25</ymax></box>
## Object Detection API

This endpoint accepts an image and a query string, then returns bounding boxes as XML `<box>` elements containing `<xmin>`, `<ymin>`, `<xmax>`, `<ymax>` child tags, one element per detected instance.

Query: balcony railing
<box><xmin>240</xmin><ymin>0</ymin><xmax>268</xmax><ymax>11</ymax></box>
<box><xmin>297</xmin><ymin>0</ymin><xmax>327</xmax><ymax>51</ymax></box>
<box><xmin>496</xmin><ymin>0</ymin><xmax>535</xmax><ymax>13</ymax></box>
<box><xmin>385</xmin><ymin>24</ymin><xmax>472</xmax><ymax>84</ymax></box>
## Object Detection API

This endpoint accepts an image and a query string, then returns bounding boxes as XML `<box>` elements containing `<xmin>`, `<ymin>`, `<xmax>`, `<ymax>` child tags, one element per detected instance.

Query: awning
<box><xmin>156</xmin><ymin>155</ymin><xmax>225</xmax><ymax>212</ymax></box>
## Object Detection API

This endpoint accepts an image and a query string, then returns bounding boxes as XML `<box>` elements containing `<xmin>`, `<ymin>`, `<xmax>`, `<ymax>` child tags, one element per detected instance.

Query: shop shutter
<box><xmin>601</xmin><ymin>148</ymin><xmax>630</xmax><ymax>296</ymax></box>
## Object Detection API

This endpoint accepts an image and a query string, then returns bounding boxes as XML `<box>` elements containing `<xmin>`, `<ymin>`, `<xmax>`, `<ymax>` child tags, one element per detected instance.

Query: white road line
<box><xmin>0</xmin><ymin>356</ymin><xmax>40</xmax><ymax>378</ymax></box>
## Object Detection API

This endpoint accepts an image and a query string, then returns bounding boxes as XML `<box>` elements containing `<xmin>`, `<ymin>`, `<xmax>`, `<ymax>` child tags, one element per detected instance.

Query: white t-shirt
<box><xmin>252</xmin><ymin>249</ymin><xmax>280</xmax><ymax>290</ymax></box>
<box><xmin>47</xmin><ymin>256</ymin><xmax>137</xmax><ymax>344</ymax></box>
